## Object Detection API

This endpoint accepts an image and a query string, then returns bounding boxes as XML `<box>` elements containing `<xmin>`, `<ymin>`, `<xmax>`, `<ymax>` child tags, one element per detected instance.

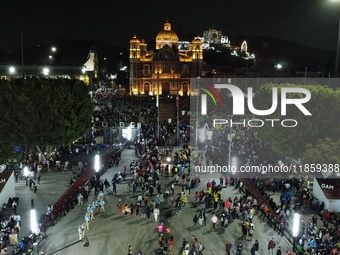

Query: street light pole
<box><xmin>228</xmin><ymin>118</ymin><xmax>233</xmax><ymax>166</ymax></box>
<box><xmin>195</xmin><ymin>77</ymin><xmax>200</xmax><ymax>148</ymax></box>
<box><xmin>176</xmin><ymin>73</ymin><xmax>179</xmax><ymax>146</ymax></box>
<box><xmin>335</xmin><ymin>14</ymin><xmax>340</xmax><ymax>77</ymax></box>
<box><xmin>157</xmin><ymin>72</ymin><xmax>160</xmax><ymax>144</ymax></box>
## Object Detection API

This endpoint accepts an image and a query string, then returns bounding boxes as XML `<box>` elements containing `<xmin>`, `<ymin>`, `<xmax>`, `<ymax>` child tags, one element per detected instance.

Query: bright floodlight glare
<box><xmin>43</xmin><ymin>68</ymin><xmax>49</xmax><ymax>75</ymax></box>
<box><xmin>23</xmin><ymin>166</ymin><xmax>29</xmax><ymax>177</ymax></box>
<box><xmin>30</xmin><ymin>209</ymin><xmax>38</xmax><ymax>234</ymax></box>
<box><xmin>127</xmin><ymin>127</ymin><xmax>132</xmax><ymax>141</ymax></box>
<box><xmin>292</xmin><ymin>213</ymin><xmax>300</xmax><ymax>237</ymax></box>
<box><xmin>9</xmin><ymin>66</ymin><xmax>15</xmax><ymax>74</ymax></box>
<box><xmin>51</xmin><ymin>47</ymin><xmax>56</xmax><ymax>52</ymax></box>
<box><xmin>94</xmin><ymin>154</ymin><xmax>100</xmax><ymax>172</ymax></box>
<box><xmin>166</xmin><ymin>157</ymin><xmax>171</xmax><ymax>162</ymax></box>
<box><xmin>82</xmin><ymin>67</ymin><xmax>86</xmax><ymax>74</ymax></box>
<box><xmin>276</xmin><ymin>64</ymin><xmax>283</xmax><ymax>69</ymax></box>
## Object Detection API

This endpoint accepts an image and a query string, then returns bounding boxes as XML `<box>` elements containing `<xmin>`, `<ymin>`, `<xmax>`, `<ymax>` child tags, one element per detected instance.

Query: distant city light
<box><xmin>276</xmin><ymin>64</ymin><xmax>283</xmax><ymax>69</ymax></box>
<box><xmin>120</xmin><ymin>66</ymin><xmax>128</xmax><ymax>71</ymax></box>
<box><xmin>9</xmin><ymin>66</ymin><xmax>15</xmax><ymax>74</ymax></box>
<box><xmin>43</xmin><ymin>68</ymin><xmax>50</xmax><ymax>75</ymax></box>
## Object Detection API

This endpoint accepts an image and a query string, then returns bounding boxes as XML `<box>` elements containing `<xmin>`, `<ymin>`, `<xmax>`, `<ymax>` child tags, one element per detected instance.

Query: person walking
<box><xmin>153</xmin><ymin>208</ymin><xmax>160</xmax><ymax>222</ymax></box>
<box><xmin>169</xmin><ymin>235</ymin><xmax>174</xmax><ymax>252</ymax></box>
<box><xmin>135</xmin><ymin>202</ymin><xmax>140</xmax><ymax>216</ymax></box>
<box><xmin>226</xmin><ymin>241</ymin><xmax>232</xmax><ymax>255</ymax></box>
<box><xmin>157</xmin><ymin>222</ymin><xmax>164</xmax><ymax>236</ymax></box>
<box><xmin>84</xmin><ymin>213</ymin><xmax>90</xmax><ymax>230</ymax></box>
<box><xmin>99</xmin><ymin>200</ymin><xmax>105</xmax><ymax>213</ymax></box>
<box><xmin>201</xmin><ymin>210</ymin><xmax>207</xmax><ymax>226</ymax></box>
<box><xmin>193</xmin><ymin>214</ymin><xmax>198</xmax><ymax>226</ymax></box>
<box><xmin>81</xmin><ymin>222</ymin><xmax>86</xmax><ymax>239</ymax></box>
<box><xmin>198</xmin><ymin>242</ymin><xmax>205</xmax><ymax>255</ymax></box>
<box><xmin>250</xmin><ymin>244</ymin><xmax>256</xmax><ymax>255</ymax></box>
<box><xmin>236</xmin><ymin>243</ymin><xmax>243</xmax><ymax>255</ymax></box>
<box><xmin>276</xmin><ymin>246</ymin><xmax>282</xmax><ymax>255</ymax></box>
<box><xmin>181</xmin><ymin>238</ymin><xmax>189</xmax><ymax>254</ymax></box>
<box><xmin>124</xmin><ymin>204</ymin><xmax>129</xmax><ymax>216</ymax></box>
<box><xmin>112</xmin><ymin>182</ymin><xmax>117</xmax><ymax>194</ymax></box>
<box><xmin>254</xmin><ymin>240</ymin><xmax>259</xmax><ymax>255</ymax></box>
<box><xmin>141</xmin><ymin>206</ymin><xmax>146</xmax><ymax>219</ymax></box>
<box><xmin>210</xmin><ymin>214</ymin><xmax>218</xmax><ymax>230</ymax></box>
<box><xmin>117</xmin><ymin>199</ymin><xmax>122</xmax><ymax>213</ymax></box>
<box><xmin>198</xmin><ymin>215</ymin><xmax>203</xmax><ymax>226</ymax></box>
<box><xmin>130</xmin><ymin>203</ymin><xmax>134</xmax><ymax>216</ymax></box>
<box><xmin>146</xmin><ymin>205</ymin><xmax>151</xmax><ymax>220</ymax></box>
<box><xmin>171</xmin><ymin>183</ymin><xmax>175</xmax><ymax>195</ymax></box>
<box><xmin>268</xmin><ymin>238</ymin><xmax>276</xmax><ymax>255</ymax></box>
<box><xmin>78</xmin><ymin>225</ymin><xmax>83</xmax><ymax>241</ymax></box>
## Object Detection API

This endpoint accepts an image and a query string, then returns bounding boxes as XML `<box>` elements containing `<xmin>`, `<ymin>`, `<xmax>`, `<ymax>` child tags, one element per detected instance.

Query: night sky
<box><xmin>1</xmin><ymin>0</ymin><xmax>339</xmax><ymax>52</ymax></box>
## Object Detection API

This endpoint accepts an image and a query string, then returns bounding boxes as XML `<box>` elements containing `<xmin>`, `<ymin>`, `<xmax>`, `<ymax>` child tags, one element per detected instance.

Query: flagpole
<box><xmin>174</xmin><ymin>71</ymin><xmax>179</xmax><ymax>146</ymax></box>
<box><xmin>157</xmin><ymin>72</ymin><xmax>160</xmax><ymax>144</ymax></box>
<box><xmin>176</xmin><ymin>91</ymin><xmax>179</xmax><ymax>146</ymax></box>
<box><xmin>195</xmin><ymin>77</ymin><xmax>200</xmax><ymax>148</ymax></box>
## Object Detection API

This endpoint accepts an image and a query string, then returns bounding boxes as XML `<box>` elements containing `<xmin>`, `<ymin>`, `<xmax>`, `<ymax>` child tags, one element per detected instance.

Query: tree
<box><xmin>253</xmin><ymin>83</ymin><xmax>340</xmax><ymax>157</ymax></box>
<box><xmin>0</xmin><ymin>78</ymin><xmax>92</xmax><ymax>161</ymax></box>
<box><xmin>301</xmin><ymin>138</ymin><xmax>340</xmax><ymax>165</ymax></box>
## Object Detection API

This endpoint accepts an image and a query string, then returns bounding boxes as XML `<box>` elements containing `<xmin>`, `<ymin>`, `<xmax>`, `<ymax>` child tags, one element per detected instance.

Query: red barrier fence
<box><xmin>40</xmin><ymin>147</ymin><xmax>124</xmax><ymax>232</ymax></box>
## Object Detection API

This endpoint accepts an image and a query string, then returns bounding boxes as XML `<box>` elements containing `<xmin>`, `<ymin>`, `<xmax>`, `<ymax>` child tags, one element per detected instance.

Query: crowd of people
<box><xmin>89</xmin><ymin>95</ymin><xmax>338</xmax><ymax>255</ymax></box>
<box><xmin>0</xmin><ymin>197</ymin><xmax>22</xmax><ymax>254</ymax></box>
<box><xmin>10</xmin><ymin>92</ymin><xmax>340</xmax><ymax>255</ymax></box>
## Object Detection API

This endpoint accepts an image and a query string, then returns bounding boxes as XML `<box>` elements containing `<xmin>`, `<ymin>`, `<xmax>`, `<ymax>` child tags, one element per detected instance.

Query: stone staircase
<box><xmin>159</xmin><ymin>102</ymin><xmax>177</xmax><ymax>123</ymax></box>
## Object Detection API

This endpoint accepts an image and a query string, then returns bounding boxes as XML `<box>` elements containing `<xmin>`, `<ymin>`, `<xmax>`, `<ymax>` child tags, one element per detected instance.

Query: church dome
<box><xmin>156</xmin><ymin>21</ymin><xmax>179</xmax><ymax>50</ymax></box>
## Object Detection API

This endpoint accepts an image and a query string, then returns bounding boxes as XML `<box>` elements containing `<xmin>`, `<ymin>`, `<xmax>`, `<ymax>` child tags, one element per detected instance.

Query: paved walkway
<box><xmin>37</xmin><ymin>146</ymin><xmax>297</xmax><ymax>255</ymax></box>
<box><xmin>12</xmin><ymin>146</ymin><xmax>119</xmax><ymax>252</ymax></box>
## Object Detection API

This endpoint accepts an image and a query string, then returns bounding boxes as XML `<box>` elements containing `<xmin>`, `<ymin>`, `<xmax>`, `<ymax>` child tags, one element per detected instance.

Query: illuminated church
<box><xmin>129</xmin><ymin>21</ymin><xmax>203</xmax><ymax>95</ymax></box>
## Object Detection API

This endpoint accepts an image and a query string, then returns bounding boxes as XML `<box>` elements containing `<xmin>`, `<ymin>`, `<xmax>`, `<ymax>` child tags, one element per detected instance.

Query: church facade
<box><xmin>129</xmin><ymin>21</ymin><xmax>203</xmax><ymax>96</ymax></box>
